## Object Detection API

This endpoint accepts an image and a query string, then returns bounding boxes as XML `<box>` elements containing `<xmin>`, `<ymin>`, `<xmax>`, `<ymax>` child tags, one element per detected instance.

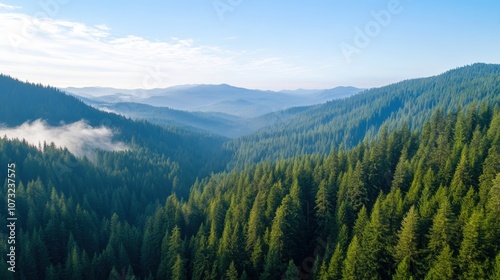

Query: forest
<box><xmin>227</xmin><ymin>63</ymin><xmax>500</xmax><ymax>167</ymax></box>
<box><xmin>0</xmin><ymin>64</ymin><xmax>500</xmax><ymax>279</ymax></box>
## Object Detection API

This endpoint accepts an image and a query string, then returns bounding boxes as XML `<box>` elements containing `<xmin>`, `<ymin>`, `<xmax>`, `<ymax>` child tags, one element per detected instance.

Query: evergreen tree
<box><xmin>326</xmin><ymin>243</ymin><xmax>344</xmax><ymax>280</ymax></box>
<box><xmin>484</xmin><ymin>174</ymin><xmax>500</xmax><ymax>257</ymax></box>
<box><xmin>348</xmin><ymin>161</ymin><xmax>368</xmax><ymax>212</ymax></box>
<box><xmin>360</xmin><ymin>197</ymin><xmax>390</xmax><ymax>279</ymax></box>
<box><xmin>342</xmin><ymin>235</ymin><xmax>362</xmax><ymax>280</ymax></box>
<box><xmin>393</xmin><ymin>206</ymin><xmax>419</xmax><ymax>265</ymax></box>
<box><xmin>315</xmin><ymin>180</ymin><xmax>334</xmax><ymax>237</ymax></box>
<box><xmin>427</xmin><ymin>197</ymin><xmax>458</xmax><ymax>259</ymax></box>
<box><xmin>353</xmin><ymin>205</ymin><xmax>369</xmax><ymax>239</ymax></box>
<box><xmin>458</xmin><ymin>210</ymin><xmax>486</xmax><ymax>279</ymax></box>
<box><xmin>226</xmin><ymin>261</ymin><xmax>239</xmax><ymax>280</ymax></box>
<box><xmin>266</xmin><ymin>194</ymin><xmax>302</xmax><ymax>267</ymax></box>
<box><xmin>171</xmin><ymin>254</ymin><xmax>186</xmax><ymax>280</ymax></box>
<box><xmin>424</xmin><ymin>245</ymin><xmax>454</xmax><ymax>280</ymax></box>
<box><xmin>246</xmin><ymin>192</ymin><xmax>265</xmax><ymax>253</ymax></box>
<box><xmin>282</xmin><ymin>260</ymin><xmax>301</xmax><ymax>280</ymax></box>
<box><xmin>491</xmin><ymin>253</ymin><xmax>500</xmax><ymax>280</ymax></box>
<box><xmin>393</xmin><ymin>257</ymin><xmax>413</xmax><ymax>280</ymax></box>
<box><xmin>450</xmin><ymin>146</ymin><xmax>472</xmax><ymax>208</ymax></box>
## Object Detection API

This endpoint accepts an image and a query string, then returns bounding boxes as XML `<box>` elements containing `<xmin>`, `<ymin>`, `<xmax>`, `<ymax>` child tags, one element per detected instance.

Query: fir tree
<box><xmin>424</xmin><ymin>245</ymin><xmax>454</xmax><ymax>280</ymax></box>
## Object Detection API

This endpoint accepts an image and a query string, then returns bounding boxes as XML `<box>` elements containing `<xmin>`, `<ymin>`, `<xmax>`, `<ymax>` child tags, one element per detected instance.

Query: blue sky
<box><xmin>1</xmin><ymin>0</ymin><xmax>499</xmax><ymax>90</ymax></box>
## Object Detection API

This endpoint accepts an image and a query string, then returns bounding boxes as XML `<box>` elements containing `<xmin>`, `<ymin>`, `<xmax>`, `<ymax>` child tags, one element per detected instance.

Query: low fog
<box><xmin>0</xmin><ymin>119</ymin><xmax>128</xmax><ymax>158</ymax></box>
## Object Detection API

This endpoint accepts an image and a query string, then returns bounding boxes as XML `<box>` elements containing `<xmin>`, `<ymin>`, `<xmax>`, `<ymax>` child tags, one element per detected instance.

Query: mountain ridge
<box><xmin>65</xmin><ymin>84</ymin><xmax>363</xmax><ymax>118</ymax></box>
<box><xmin>226</xmin><ymin>63</ymin><xmax>500</xmax><ymax>167</ymax></box>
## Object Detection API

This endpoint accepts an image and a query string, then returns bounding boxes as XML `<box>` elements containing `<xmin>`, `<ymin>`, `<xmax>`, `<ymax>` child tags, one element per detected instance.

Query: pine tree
<box><xmin>240</xmin><ymin>270</ymin><xmax>249</xmax><ymax>280</ymax></box>
<box><xmin>491</xmin><ymin>253</ymin><xmax>500</xmax><ymax>280</ymax></box>
<box><xmin>360</xmin><ymin>196</ymin><xmax>390</xmax><ymax>279</ymax></box>
<box><xmin>486</xmin><ymin>174</ymin><xmax>500</xmax><ymax>214</ymax></box>
<box><xmin>353</xmin><ymin>205</ymin><xmax>369</xmax><ymax>238</ymax></box>
<box><xmin>156</xmin><ymin>231</ymin><xmax>170</xmax><ymax>279</ymax></box>
<box><xmin>315</xmin><ymin>180</ymin><xmax>333</xmax><ymax>237</ymax></box>
<box><xmin>348</xmin><ymin>161</ymin><xmax>368</xmax><ymax>212</ymax></box>
<box><xmin>394</xmin><ymin>206</ymin><xmax>419</xmax><ymax>265</ymax></box>
<box><xmin>427</xmin><ymin>197</ymin><xmax>458</xmax><ymax>258</ymax></box>
<box><xmin>266</xmin><ymin>194</ymin><xmax>302</xmax><ymax>267</ymax></box>
<box><xmin>261</xmin><ymin>249</ymin><xmax>283</xmax><ymax>280</ymax></box>
<box><xmin>479</xmin><ymin>145</ymin><xmax>500</xmax><ymax>206</ymax></box>
<box><xmin>424</xmin><ymin>245</ymin><xmax>454</xmax><ymax>280</ymax></box>
<box><xmin>108</xmin><ymin>266</ymin><xmax>119</xmax><ymax>280</ymax></box>
<box><xmin>192</xmin><ymin>228</ymin><xmax>212</xmax><ymax>280</ymax></box>
<box><xmin>484</xmin><ymin>174</ymin><xmax>500</xmax><ymax>257</ymax></box>
<box><xmin>45</xmin><ymin>264</ymin><xmax>58</xmax><ymax>280</ymax></box>
<box><xmin>317</xmin><ymin>260</ymin><xmax>328</xmax><ymax>280</ymax></box>
<box><xmin>342</xmin><ymin>235</ymin><xmax>362</xmax><ymax>280</ymax></box>
<box><xmin>458</xmin><ymin>210</ymin><xmax>486</xmax><ymax>279</ymax></box>
<box><xmin>219</xmin><ymin>219</ymin><xmax>235</xmax><ymax>273</ymax></box>
<box><xmin>171</xmin><ymin>254</ymin><xmax>186</xmax><ymax>280</ymax></box>
<box><xmin>265</xmin><ymin>190</ymin><xmax>302</xmax><ymax>278</ymax></box>
<box><xmin>282</xmin><ymin>260</ymin><xmax>300</xmax><ymax>280</ymax></box>
<box><xmin>226</xmin><ymin>261</ymin><xmax>239</xmax><ymax>280</ymax></box>
<box><xmin>246</xmin><ymin>192</ymin><xmax>265</xmax><ymax>253</ymax></box>
<box><xmin>391</xmin><ymin>152</ymin><xmax>412</xmax><ymax>191</ymax></box>
<box><xmin>250</xmin><ymin>236</ymin><xmax>264</xmax><ymax>274</ymax></box>
<box><xmin>166</xmin><ymin>226</ymin><xmax>183</xmax><ymax>279</ymax></box>
<box><xmin>393</xmin><ymin>257</ymin><xmax>413</xmax><ymax>280</ymax></box>
<box><xmin>326</xmin><ymin>243</ymin><xmax>343</xmax><ymax>280</ymax></box>
<box><xmin>450</xmin><ymin>146</ymin><xmax>472</xmax><ymax>208</ymax></box>
<box><xmin>229</xmin><ymin>222</ymin><xmax>245</xmax><ymax>272</ymax></box>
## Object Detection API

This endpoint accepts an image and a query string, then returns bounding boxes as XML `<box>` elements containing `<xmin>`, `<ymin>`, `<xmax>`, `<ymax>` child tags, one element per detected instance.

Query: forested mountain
<box><xmin>66</xmin><ymin>84</ymin><xmax>362</xmax><ymax>118</ymax></box>
<box><xmin>227</xmin><ymin>63</ymin><xmax>500</xmax><ymax>167</ymax></box>
<box><xmin>0</xmin><ymin>74</ymin><xmax>231</xmax><ymax>193</ymax></box>
<box><xmin>89</xmin><ymin>102</ymin><xmax>312</xmax><ymax>138</ymax></box>
<box><xmin>92</xmin><ymin>102</ymin><xmax>243</xmax><ymax>138</ymax></box>
<box><xmin>2</xmin><ymin>102</ymin><xmax>500</xmax><ymax>279</ymax></box>
<box><xmin>164</xmin><ymin>104</ymin><xmax>500</xmax><ymax>280</ymax></box>
<box><xmin>1</xmin><ymin>64</ymin><xmax>500</xmax><ymax>280</ymax></box>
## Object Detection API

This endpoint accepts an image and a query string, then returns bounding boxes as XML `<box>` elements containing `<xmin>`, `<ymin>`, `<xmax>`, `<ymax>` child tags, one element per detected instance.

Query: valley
<box><xmin>1</xmin><ymin>63</ymin><xmax>500</xmax><ymax>279</ymax></box>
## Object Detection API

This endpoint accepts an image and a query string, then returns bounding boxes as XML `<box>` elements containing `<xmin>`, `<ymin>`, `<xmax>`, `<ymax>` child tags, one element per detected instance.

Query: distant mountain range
<box><xmin>0</xmin><ymin>74</ymin><xmax>231</xmax><ymax>187</ymax></box>
<box><xmin>227</xmin><ymin>63</ymin><xmax>500</xmax><ymax>166</ymax></box>
<box><xmin>3</xmin><ymin>65</ymin><xmax>500</xmax><ymax>279</ymax></box>
<box><xmin>63</xmin><ymin>84</ymin><xmax>363</xmax><ymax>118</ymax></box>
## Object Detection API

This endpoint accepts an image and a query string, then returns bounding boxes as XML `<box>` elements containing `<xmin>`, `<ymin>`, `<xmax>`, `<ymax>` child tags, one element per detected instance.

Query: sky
<box><xmin>1</xmin><ymin>0</ymin><xmax>499</xmax><ymax>91</ymax></box>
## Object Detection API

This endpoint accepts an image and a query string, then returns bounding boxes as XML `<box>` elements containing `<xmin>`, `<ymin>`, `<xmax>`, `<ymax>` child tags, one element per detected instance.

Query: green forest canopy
<box><xmin>1</xmin><ymin>64</ymin><xmax>500</xmax><ymax>279</ymax></box>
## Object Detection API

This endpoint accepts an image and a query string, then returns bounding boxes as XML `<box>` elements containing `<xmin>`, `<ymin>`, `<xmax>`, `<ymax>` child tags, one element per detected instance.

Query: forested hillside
<box><xmin>145</xmin><ymin>103</ymin><xmax>500</xmax><ymax>279</ymax></box>
<box><xmin>227</xmin><ymin>63</ymin><xmax>500</xmax><ymax>167</ymax></box>
<box><xmin>1</xmin><ymin>65</ymin><xmax>500</xmax><ymax>279</ymax></box>
<box><xmin>0</xmin><ymin>74</ymin><xmax>231</xmax><ymax>193</ymax></box>
<box><xmin>1</xmin><ymin>102</ymin><xmax>500</xmax><ymax>279</ymax></box>
<box><xmin>98</xmin><ymin>102</ymin><xmax>313</xmax><ymax>138</ymax></box>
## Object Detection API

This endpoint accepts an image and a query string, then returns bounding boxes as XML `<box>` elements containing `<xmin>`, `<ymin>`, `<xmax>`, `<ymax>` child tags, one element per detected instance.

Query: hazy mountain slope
<box><xmin>102</xmin><ymin>102</ymin><xmax>244</xmax><ymax>137</ymax></box>
<box><xmin>227</xmin><ymin>63</ymin><xmax>500</xmax><ymax>167</ymax></box>
<box><xmin>96</xmin><ymin>102</ymin><xmax>315</xmax><ymax>138</ymax></box>
<box><xmin>0</xmin><ymin>75</ymin><xmax>231</xmax><ymax>189</ymax></box>
<box><xmin>66</xmin><ymin>84</ymin><xmax>362</xmax><ymax>118</ymax></box>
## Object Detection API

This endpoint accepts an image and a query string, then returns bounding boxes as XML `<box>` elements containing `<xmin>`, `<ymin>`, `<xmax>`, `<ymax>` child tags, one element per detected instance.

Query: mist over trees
<box><xmin>1</xmin><ymin>64</ymin><xmax>500</xmax><ymax>279</ymax></box>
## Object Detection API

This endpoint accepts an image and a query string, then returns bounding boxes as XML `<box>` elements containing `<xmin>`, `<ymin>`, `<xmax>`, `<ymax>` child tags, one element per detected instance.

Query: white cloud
<box><xmin>0</xmin><ymin>8</ymin><xmax>310</xmax><ymax>90</ymax></box>
<box><xmin>0</xmin><ymin>120</ymin><xmax>128</xmax><ymax>158</ymax></box>
<box><xmin>0</xmin><ymin>3</ymin><xmax>20</xmax><ymax>11</ymax></box>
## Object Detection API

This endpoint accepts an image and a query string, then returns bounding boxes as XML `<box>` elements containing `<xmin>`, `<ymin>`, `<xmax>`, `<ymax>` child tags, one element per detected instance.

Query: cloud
<box><xmin>0</xmin><ymin>120</ymin><xmax>128</xmax><ymax>158</ymax></box>
<box><xmin>0</xmin><ymin>3</ymin><xmax>20</xmax><ymax>11</ymax></box>
<box><xmin>0</xmin><ymin>8</ymin><xmax>308</xmax><ymax>90</ymax></box>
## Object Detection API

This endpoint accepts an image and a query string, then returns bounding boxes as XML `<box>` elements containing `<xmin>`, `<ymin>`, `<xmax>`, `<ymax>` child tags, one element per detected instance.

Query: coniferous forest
<box><xmin>1</xmin><ymin>64</ymin><xmax>500</xmax><ymax>279</ymax></box>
